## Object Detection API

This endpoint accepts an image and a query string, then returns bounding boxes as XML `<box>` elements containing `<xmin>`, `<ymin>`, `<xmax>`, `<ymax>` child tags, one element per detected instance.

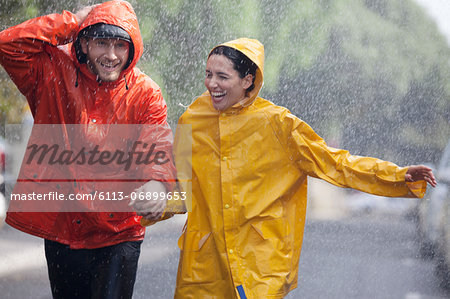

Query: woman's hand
<box><xmin>128</xmin><ymin>180</ymin><xmax>167</xmax><ymax>221</ymax></box>
<box><xmin>405</xmin><ymin>165</ymin><xmax>437</xmax><ymax>187</ymax></box>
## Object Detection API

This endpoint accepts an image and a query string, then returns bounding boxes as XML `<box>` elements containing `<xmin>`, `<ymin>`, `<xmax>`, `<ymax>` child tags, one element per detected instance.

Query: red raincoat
<box><xmin>0</xmin><ymin>1</ymin><xmax>175</xmax><ymax>248</ymax></box>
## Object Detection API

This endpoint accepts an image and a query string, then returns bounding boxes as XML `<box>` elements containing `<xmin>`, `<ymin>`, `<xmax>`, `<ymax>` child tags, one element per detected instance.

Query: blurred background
<box><xmin>0</xmin><ymin>0</ymin><xmax>449</xmax><ymax>298</ymax></box>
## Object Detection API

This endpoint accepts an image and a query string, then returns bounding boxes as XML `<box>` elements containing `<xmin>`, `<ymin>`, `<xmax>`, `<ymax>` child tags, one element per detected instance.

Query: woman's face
<box><xmin>205</xmin><ymin>54</ymin><xmax>252</xmax><ymax>111</ymax></box>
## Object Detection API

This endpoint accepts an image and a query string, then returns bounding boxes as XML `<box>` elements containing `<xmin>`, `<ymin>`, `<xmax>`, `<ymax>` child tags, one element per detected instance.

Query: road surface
<box><xmin>0</xmin><ymin>213</ymin><xmax>448</xmax><ymax>298</ymax></box>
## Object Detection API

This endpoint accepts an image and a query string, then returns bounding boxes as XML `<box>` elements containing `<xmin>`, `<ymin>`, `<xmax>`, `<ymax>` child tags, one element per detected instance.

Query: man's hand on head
<box><xmin>74</xmin><ymin>5</ymin><xmax>98</xmax><ymax>25</ymax></box>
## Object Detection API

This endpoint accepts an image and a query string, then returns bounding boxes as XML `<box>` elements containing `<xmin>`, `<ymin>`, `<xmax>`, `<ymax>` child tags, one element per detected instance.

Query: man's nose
<box><xmin>105</xmin><ymin>45</ymin><xmax>118</xmax><ymax>60</ymax></box>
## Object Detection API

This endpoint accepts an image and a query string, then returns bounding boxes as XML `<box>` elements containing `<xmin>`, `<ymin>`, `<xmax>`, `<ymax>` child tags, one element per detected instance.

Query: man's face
<box><xmin>80</xmin><ymin>37</ymin><xmax>130</xmax><ymax>82</ymax></box>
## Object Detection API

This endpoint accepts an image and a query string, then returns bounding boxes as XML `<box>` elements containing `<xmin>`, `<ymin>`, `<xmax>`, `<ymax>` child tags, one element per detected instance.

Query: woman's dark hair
<box><xmin>209</xmin><ymin>46</ymin><xmax>257</xmax><ymax>92</ymax></box>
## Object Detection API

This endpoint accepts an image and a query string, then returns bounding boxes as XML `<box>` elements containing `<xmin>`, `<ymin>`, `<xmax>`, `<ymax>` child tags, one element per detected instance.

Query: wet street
<box><xmin>0</xmin><ymin>212</ymin><xmax>449</xmax><ymax>299</ymax></box>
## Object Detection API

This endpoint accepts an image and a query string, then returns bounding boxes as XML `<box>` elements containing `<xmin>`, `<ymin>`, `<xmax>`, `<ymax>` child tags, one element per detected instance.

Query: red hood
<box><xmin>71</xmin><ymin>0</ymin><xmax>143</xmax><ymax>75</ymax></box>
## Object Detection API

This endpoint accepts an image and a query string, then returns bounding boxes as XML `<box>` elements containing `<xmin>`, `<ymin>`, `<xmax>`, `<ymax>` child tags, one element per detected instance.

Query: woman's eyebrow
<box><xmin>205</xmin><ymin>69</ymin><xmax>229</xmax><ymax>76</ymax></box>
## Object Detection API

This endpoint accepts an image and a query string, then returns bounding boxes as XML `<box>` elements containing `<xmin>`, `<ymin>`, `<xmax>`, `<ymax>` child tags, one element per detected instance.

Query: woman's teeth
<box><xmin>211</xmin><ymin>92</ymin><xmax>226</xmax><ymax>97</ymax></box>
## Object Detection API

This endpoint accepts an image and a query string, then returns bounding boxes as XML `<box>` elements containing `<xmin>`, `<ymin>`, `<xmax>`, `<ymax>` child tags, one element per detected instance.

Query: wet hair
<box><xmin>209</xmin><ymin>46</ymin><xmax>257</xmax><ymax>92</ymax></box>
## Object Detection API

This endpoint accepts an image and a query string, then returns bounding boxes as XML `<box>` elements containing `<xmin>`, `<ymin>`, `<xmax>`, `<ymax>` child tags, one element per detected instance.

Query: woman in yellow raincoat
<box><xmin>173</xmin><ymin>38</ymin><xmax>436</xmax><ymax>299</ymax></box>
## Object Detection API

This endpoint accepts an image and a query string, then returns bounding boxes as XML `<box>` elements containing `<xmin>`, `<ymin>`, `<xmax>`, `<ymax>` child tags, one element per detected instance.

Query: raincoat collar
<box><xmin>208</xmin><ymin>38</ymin><xmax>265</xmax><ymax>113</ymax></box>
<box><xmin>71</xmin><ymin>0</ymin><xmax>143</xmax><ymax>80</ymax></box>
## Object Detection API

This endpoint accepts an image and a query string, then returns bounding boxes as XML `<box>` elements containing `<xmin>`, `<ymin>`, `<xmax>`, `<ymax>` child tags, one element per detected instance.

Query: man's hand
<box><xmin>74</xmin><ymin>5</ymin><xmax>98</xmax><ymax>25</ymax></box>
<box><xmin>405</xmin><ymin>165</ymin><xmax>437</xmax><ymax>187</ymax></box>
<box><xmin>128</xmin><ymin>180</ymin><xmax>167</xmax><ymax>221</ymax></box>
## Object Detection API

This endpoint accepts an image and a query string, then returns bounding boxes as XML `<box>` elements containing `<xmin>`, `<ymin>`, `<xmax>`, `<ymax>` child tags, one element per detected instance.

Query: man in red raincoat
<box><xmin>0</xmin><ymin>1</ymin><xmax>175</xmax><ymax>298</ymax></box>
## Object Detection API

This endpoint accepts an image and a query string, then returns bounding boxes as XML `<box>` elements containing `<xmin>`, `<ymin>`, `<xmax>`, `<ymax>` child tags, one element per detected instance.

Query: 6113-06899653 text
<box><xmin>10</xmin><ymin>191</ymin><xmax>187</xmax><ymax>202</ymax></box>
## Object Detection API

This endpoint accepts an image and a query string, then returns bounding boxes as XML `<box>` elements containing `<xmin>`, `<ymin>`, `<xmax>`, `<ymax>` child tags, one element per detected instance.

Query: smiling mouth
<box><xmin>98</xmin><ymin>61</ymin><xmax>120</xmax><ymax>72</ymax></box>
<box><xmin>211</xmin><ymin>91</ymin><xmax>226</xmax><ymax>100</ymax></box>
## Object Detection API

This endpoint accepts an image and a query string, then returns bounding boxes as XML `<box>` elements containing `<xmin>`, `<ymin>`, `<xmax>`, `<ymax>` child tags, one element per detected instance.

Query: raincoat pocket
<box><xmin>177</xmin><ymin>231</ymin><xmax>217</xmax><ymax>284</ymax></box>
<box><xmin>249</xmin><ymin>218</ymin><xmax>292</xmax><ymax>277</ymax></box>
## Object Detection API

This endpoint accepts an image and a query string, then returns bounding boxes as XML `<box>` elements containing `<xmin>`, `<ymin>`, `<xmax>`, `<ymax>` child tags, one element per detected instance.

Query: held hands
<box><xmin>128</xmin><ymin>180</ymin><xmax>167</xmax><ymax>221</ymax></box>
<box><xmin>405</xmin><ymin>165</ymin><xmax>437</xmax><ymax>187</ymax></box>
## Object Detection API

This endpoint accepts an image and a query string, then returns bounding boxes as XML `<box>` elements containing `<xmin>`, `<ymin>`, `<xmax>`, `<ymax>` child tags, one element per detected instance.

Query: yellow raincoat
<box><xmin>174</xmin><ymin>38</ymin><xmax>426</xmax><ymax>299</ymax></box>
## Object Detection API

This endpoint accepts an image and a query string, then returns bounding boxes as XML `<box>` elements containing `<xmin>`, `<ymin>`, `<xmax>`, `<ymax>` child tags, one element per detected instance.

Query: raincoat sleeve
<box><xmin>137</xmin><ymin>88</ymin><xmax>176</xmax><ymax>190</ymax></box>
<box><xmin>0</xmin><ymin>11</ymin><xmax>78</xmax><ymax>103</ymax></box>
<box><xmin>275</xmin><ymin>109</ymin><xmax>427</xmax><ymax>198</ymax></box>
<box><xmin>140</xmin><ymin>116</ymin><xmax>189</xmax><ymax>227</ymax></box>
<box><xmin>139</xmin><ymin>88</ymin><xmax>170</xmax><ymax>126</ymax></box>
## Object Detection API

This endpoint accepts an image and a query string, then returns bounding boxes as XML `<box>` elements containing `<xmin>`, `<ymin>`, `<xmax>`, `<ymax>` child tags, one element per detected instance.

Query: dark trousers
<box><xmin>44</xmin><ymin>239</ymin><xmax>142</xmax><ymax>299</ymax></box>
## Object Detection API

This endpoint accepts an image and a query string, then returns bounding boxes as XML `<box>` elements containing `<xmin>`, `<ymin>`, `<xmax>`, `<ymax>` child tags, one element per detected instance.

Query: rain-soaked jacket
<box><xmin>173</xmin><ymin>38</ymin><xmax>427</xmax><ymax>298</ymax></box>
<box><xmin>0</xmin><ymin>1</ymin><xmax>175</xmax><ymax>249</ymax></box>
